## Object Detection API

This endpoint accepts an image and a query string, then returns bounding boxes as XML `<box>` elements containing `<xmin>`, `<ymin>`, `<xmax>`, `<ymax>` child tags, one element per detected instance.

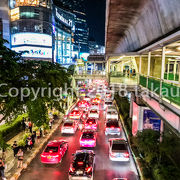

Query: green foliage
<box><xmin>0</xmin><ymin>114</ymin><xmax>28</xmax><ymax>141</ymax></box>
<box><xmin>0</xmin><ymin>38</ymin><xmax>72</xmax><ymax>127</ymax></box>
<box><xmin>67</xmin><ymin>64</ymin><xmax>75</xmax><ymax>75</ymax></box>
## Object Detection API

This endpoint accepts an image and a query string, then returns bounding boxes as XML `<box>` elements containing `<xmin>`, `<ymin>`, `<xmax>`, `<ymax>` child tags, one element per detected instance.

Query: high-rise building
<box><xmin>53</xmin><ymin>0</ymin><xmax>86</xmax><ymax>13</ymax></box>
<box><xmin>0</xmin><ymin>0</ymin><xmax>75</xmax><ymax>66</ymax></box>
<box><xmin>53</xmin><ymin>0</ymin><xmax>89</xmax><ymax>54</ymax></box>
<box><xmin>73</xmin><ymin>10</ymin><xmax>89</xmax><ymax>53</ymax></box>
<box><xmin>0</xmin><ymin>0</ymin><xmax>10</xmax><ymax>47</ymax></box>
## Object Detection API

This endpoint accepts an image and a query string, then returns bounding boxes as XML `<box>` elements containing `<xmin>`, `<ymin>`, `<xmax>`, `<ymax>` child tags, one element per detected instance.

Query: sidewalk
<box><xmin>2</xmin><ymin>117</ymin><xmax>63</xmax><ymax>180</ymax></box>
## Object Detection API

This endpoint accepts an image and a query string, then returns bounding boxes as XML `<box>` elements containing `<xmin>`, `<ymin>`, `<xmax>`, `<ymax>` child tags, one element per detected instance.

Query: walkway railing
<box><xmin>139</xmin><ymin>75</ymin><xmax>180</xmax><ymax>106</ymax></box>
<box><xmin>110</xmin><ymin>71</ymin><xmax>138</xmax><ymax>85</ymax></box>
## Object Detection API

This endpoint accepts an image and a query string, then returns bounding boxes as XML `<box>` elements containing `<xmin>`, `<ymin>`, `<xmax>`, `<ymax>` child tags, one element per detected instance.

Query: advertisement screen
<box><xmin>11</xmin><ymin>33</ymin><xmax>52</xmax><ymax>46</ymax></box>
<box><xmin>80</xmin><ymin>53</ymin><xmax>89</xmax><ymax>62</ymax></box>
<box><xmin>143</xmin><ymin>109</ymin><xmax>161</xmax><ymax>131</ymax></box>
<box><xmin>12</xmin><ymin>46</ymin><xmax>52</xmax><ymax>58</ymax></box>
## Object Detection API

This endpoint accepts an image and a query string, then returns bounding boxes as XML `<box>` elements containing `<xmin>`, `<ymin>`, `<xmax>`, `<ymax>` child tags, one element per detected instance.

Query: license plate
<box><xmin>47</xmin><ymin>156</ymin><xmax>51</xmax><ymax>159</ymax></box>
<box><xmin>77</xmin><ymin>170</ymin><xmax>83</xmax><ymax>175</ymax></box>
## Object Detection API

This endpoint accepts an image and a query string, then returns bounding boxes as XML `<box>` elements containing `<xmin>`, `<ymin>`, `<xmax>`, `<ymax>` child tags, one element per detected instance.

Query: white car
<box><xmin>61</xmin><ymin>121</ymin><xmax>78</xmax><ymax>134</ymax></box>
<box><xmin>104</xmin><ymin>100</ymin><xmax>113</xmax><ymax>110</ymax></box>
<box><xmin>88</xmin><ymin>109</ymin><xmax>99</xmax><ymax>119</ymax></box>
<box><xmin>106</xmin><ymin>109</ymin><xmax>118</xmax><ymax>120</ymax></box>
<box><xmin>109</xmin><ymin>138</ymin><xmax>130</xmax><ymax>162</ymax></box>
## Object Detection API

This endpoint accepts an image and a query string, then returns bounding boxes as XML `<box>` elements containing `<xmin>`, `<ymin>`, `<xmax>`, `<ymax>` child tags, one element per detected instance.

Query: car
<box><xmin>104</xmin><ymin>100</ymin><xmax>113</xmax><ymax>110</ymax></box>
<box><xmin>84</xmin><ymin>118</ymin><xmax>97</xmax><ymax>131</ymax></box>
<box><xmin>84</xmin><ymin>96</ymin><xmax>91</xmax><ymax>102</ymax></box>
<box><xmin>80</xmin><ymin>130</ymin><xmax>97</xmax><ymax>147</ymax></box>
<box><xmin>69</xmin><ymin>109</ymin><xmax>82</xmax><ymax>119</ymax></box>
<box><xmin>105</xmin><ymin>120</ymin><xmax>121</xmax><ymax>136</ymax></box>
<box><xmin>91</xmin><ymin>98</ymin><xmax>101</xmax><ymax>104</ymax></box>
<box><xmin>88</xmin><ymin>109</ymin><xmax>99</xmax><ymax>119</ymax></box>
<box><xmin>61</xmin><ymin>121</ymin><xmax>78</xmax><ymax>134</ymax></box>
<box><xmin>40</xmin><ymin>140</ymin><xmax>68</xmax><ymax>164</ymax></box>
<box><xmin>78</xmin><ymin>100</ymin><xmax>90</xmax><ymax>108</ymax></box>
<box><xmin>69</xmin><ymin>150</ymin><xmax>95</xmax><ymax>180</ymax></box>
<box><xmin>109</xmin><ymin>138</ymin><xmax>130</xmax><ymax>162</ymax></box>
<box><xmin>105</xmin><ymin>92</ymin><xmax>111</xmax><ymax>99</ymax></box>
<box><xmin>106</xmin><ymin>109</ymin><xmax>118</xmax><ymax>120</ymax></box>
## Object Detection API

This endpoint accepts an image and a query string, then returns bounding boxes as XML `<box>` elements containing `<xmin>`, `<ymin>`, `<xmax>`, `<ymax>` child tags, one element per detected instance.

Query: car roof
<box><xmin>47</xmin><ymin>140</ymin><xmax>66</xmax><ymax>146</ymax></box>
<box><xmin>109</xmin><ymin>138</ymin><xmax>126</xmax><ymax>143</ymax></box>
<box><xmin>75</xmin><ymin>149</ymin><xmax>94</xmax><ymax>154</ymax></box>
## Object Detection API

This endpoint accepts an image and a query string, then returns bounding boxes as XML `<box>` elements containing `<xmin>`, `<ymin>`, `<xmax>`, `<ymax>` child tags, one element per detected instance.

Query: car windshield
<box><xmin>112</xmin><ymin>143</ymin><xmax>127</xmax><ymax>151</ymax></box>
<box><xmin>106</xmin><ymin>121</ymin><xmax>119</xmax><ymax>127</ymax></box>
<box><xmin>74</xmin><ymin>153</ymin><xmax>89</xmax><ymax>168</ymax></box>
<box><xmin>64</xmin><ymin>122</ymin><xmax>73</xmax><ymax>126</ymax></box>
<box><xmin>86</xmin><ymin>119</ymin><xmax>96</xmax><ymax>124</ymax></box>
<box><xmin>90</xmin><ymin>110</ymin><xmax>98</xmax><ymax>113</ymax></box>
<box><xmin>44</xmin><ymin>146</ymin><xmax>58</xmax><ymax>153</ymax></box>
<box><xmin>107</xmin><ymin>111</ymin><xmax>117</xmax><ymax>114</ymax></box>
<box><xmin>82</xmin><ymin>132</ymin><xmax>94</xmax><ymax>139</ymax></box>
<box><xmin>71</xmin><ymin>110</ymin><xmax>79</xmax><ymax>114</ymax></box>
<box><xmin>105</xmin><ymin>102</ymin><xmax>113</xmax><ymax>105</ymax></box>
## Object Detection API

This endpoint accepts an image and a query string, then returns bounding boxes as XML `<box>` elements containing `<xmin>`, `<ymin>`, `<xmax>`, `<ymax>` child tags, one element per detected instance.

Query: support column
<box><xmin>139</xmin><ymin>55</ymin><xmax>142</xmax><ymax>84</ymax></box>
<box><xmin>167</xmin><ymin>61</ymin><xmax>170</xmax><ymax>80</ymax></box>
<box><xmin>179</xmin><ymin>62</ymin><xmax>180</xmax><ymax>84</ymax></box>
<box><xmin>146</xmin><ymin>52</ymin><xmax>151</xmax><ymax>88</ymax></box>
<box><xmin>93</xmin><ymin>62</ymin><xmax>95</xmax><ymax>74</ymax></box>
<box><xmin>173</xmin><ymin>61</ymin><xmax>177</xmax><ymax>81</ymax></box>
<box><xmin>160</xmin><ymin>46</ymin><xmax>166</xmax><ymax>97</ymax></box>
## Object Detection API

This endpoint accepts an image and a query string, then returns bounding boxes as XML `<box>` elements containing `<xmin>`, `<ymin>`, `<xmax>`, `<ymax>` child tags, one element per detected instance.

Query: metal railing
<box><xmin>139</xmin><ymin>75</ymin><xmax>180</xmax><ymax>106</ymax></box>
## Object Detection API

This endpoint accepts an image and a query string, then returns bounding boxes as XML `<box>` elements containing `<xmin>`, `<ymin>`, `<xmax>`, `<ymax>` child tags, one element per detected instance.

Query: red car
<box><xmin>78</xmin><ymin>100</ymin><xmax>90</xmax><ymax>108</ymax></box>
<box><xmin>40</xmin><ymin>140</ymin><xmax>68</xmax><ymax>164</ymax></box>
<box><xmin>69</xmin><ymin>109</ymin><xmax>82</xmax><ymax>119</ymax></box>
<box><xmin>80</xmin><ymin>130</ymin><xmax>97</xmax><ymax>147</ymax></box>
<box><xmin>92</xmin><ymin>98</ymin><xmax>101</xmax><ymax>104</ymax></box>
<box><xmin>84</xmin><ymin>118</ymin><xmax>97</xmax><ymax>131</ymax></box>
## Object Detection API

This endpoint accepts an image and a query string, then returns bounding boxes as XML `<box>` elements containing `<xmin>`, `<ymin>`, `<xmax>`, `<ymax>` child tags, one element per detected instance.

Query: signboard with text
<box><xmin>143</xmin><ymin>109</ymin><xmax>161</xmax><ymax>131</ymax></box>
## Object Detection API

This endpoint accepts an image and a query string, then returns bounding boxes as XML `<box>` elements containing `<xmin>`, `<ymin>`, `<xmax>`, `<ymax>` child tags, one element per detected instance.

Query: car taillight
<box><xmin>123</xmin><ymin>152</ymin><xmax>129</xmax><ymax>158</ymax></box>
<box><xmin>41</xmin><ymin>154</ymin><xmax>46</xmax><ymax>158</ymax></box>
<box><xmin>85</xmin><ymin>167</ymin><xmax>92</xmax><ymax>173</ymax></box>
<box><xmin>78</xmin><ymin>162</ymin><xmax>84</xmax><ymax>165</ymax></box>
<box><xmin>69</xmin><ymin>167</ymin><xmax>75</xmax><ymax>172</ymax></box>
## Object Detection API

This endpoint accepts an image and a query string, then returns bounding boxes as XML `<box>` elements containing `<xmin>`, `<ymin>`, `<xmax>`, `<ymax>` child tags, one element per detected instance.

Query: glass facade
<box><xmin>53</xmin><ymin>5</ymin><xmax>75</xmax><ymax>66</ymax></box>
<box><xmin>54</xmin><ymin>29</ymin><xmax>72</xmax><ymax>64</ymax></box>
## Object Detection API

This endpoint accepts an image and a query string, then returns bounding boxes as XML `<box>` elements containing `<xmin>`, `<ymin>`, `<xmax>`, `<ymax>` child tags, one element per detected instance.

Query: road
<box><xmin>19</xmin><ymin>104</ymin><xmax>139</xmax><ymax>180</ymax></box>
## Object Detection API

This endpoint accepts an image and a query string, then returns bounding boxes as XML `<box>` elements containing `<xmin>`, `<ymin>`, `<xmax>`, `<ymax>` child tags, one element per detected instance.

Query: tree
<box><xmin>0</xmin><ymin>38</ymin><xmax>71</xmax><ymax>127</ymax></box>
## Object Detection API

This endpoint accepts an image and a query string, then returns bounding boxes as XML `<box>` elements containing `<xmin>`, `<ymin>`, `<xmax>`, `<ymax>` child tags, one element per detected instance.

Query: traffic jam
<box><xmin>20</xmin><ymin>80</ymin><xmax>138</xmax><ymax>180</ymax></box>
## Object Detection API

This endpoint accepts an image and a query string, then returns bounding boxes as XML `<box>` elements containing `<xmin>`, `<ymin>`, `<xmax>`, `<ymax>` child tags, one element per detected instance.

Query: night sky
<box><xmin>85</xmin><ymin>0</ymin><xmax>106</xmax><ymax>45</ymax></box>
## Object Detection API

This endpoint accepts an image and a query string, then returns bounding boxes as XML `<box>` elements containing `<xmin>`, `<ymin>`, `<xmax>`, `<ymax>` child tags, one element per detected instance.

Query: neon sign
<box><xmin>55</xmin><ymin>8</ymin><xmax>73</xmax><ymax>27</ymax></box>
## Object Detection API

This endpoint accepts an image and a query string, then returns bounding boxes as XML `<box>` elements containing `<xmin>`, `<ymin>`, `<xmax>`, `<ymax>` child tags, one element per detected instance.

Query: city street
<box><xmin>19</xmin><ymin>104</ymin><xmax>138</xmax><ymax>180</ymax></box>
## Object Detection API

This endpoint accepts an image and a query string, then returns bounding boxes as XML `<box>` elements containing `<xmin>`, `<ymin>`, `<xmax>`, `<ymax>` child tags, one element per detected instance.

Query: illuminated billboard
<box><xmin>11</xmin><ymin>33</ymin><xmax>52</xmax><ymax>46</ymax></box>
<box><xmin>10</xmin><ymin>7</ymin><xmax>20</xmax><ymax>21</ymax></box>
<box><xmin>12</xmin><ymin>46</ymin><xmax>52</xmax><ymax>58</ymax></box>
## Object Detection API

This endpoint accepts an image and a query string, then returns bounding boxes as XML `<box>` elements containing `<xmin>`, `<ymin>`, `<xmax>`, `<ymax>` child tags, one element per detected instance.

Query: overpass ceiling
<box><xmin>106</xmin><ymin>0</ymin><xmax>147</xmax><ymax>54</ymax></box>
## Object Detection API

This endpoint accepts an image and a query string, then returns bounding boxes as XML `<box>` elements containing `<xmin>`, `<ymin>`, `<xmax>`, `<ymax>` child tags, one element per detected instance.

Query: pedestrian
<box><xmin>49</xmin><ymin>120</ymin><xmax>52</xmax><ymax>129</ymax></box>
<box><xmin>36</xmin><ymin>129</ymin><xmax>40</xmax><ymax>143</ymax></box>
<box><xmin>28</xmin><ymin>120</ymin><xmax>32</xmax><ymax>133</ymax></box>
<box><xmin>12</xmin><ymin>141</ymin><xmax>18</xmax><ymax>157</ymax></box>
<box><xmin>21</xmin><ymin>117</ymin><xmax>26</xmax><ymax>131</ymax></box>
<box><xmin>17</xmin><ymin>148</ymin><xmax>23</xmax><ymax>168</ymax></box>
<box><xmin>0</xmin><ymin>158</ymin><xmax>6</xmax><ymax>180</ymax></box>
<box><xmin>26</xmin><ymin>136</ymin><xmax>33</xmax><ymax>150</ymax></box>
<box><xmin>31</xmin><ymin>131</ymin><xmax>36</xmax><ymax>146</ymax></box>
